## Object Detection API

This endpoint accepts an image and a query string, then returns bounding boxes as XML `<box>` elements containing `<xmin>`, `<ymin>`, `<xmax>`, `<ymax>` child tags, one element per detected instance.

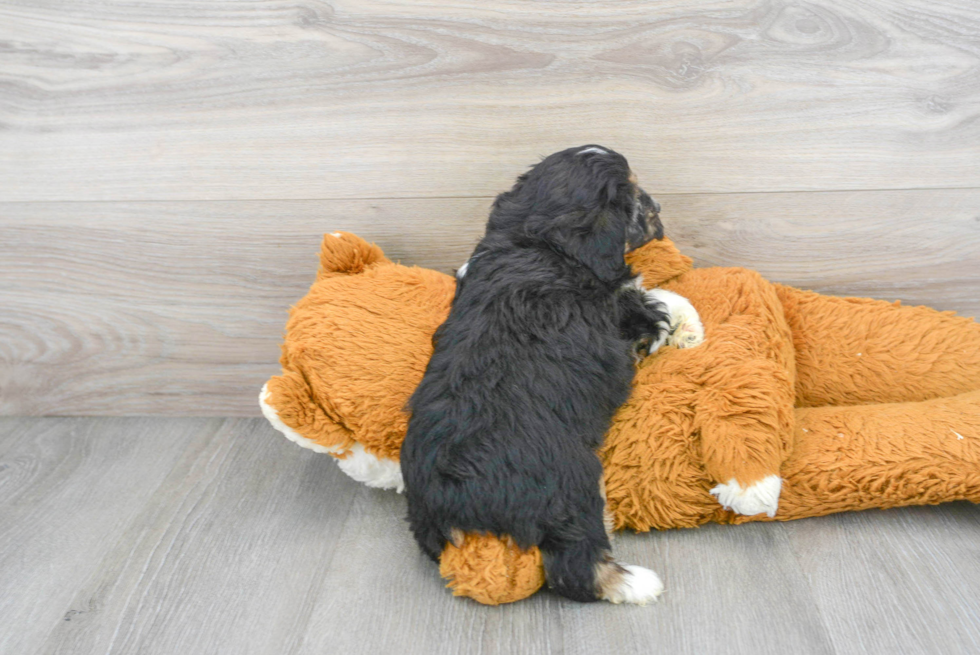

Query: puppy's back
<box><xmin>401</xmin><ymin>242</ymin><xmax>633</xmax><ymax>557</ymax></box>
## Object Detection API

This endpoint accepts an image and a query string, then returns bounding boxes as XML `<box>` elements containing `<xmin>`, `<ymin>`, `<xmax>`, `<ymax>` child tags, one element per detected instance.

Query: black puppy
<box><xmin>402</xmin><ymin>145</ymin><xmax>699</xmax><ymax>603</ymax></box>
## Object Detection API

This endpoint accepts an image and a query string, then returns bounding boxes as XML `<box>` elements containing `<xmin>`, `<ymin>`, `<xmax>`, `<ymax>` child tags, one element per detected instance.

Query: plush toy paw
<box><xmin>259</xmin><ymin>383</ymin><xmax>342</xmax><ymax>455</ymax></box>
<box><xmin>600</xmin><ymin>564</ymin><xmax>665</xmax><ymax>605</ymax></box>
<box><xmin>335</xmin><ymin>442</ymin><xmax>405</xmax><ymax>492</ymax></box>
<box><xmin>259</xmin><ymin>383</ymin><xmax>405</xmax><ymax>492</ymax></box>
<box><xmin>710</xmin><ymin>475</ymin><xmax>782</xmax><ymax>518</ymax></box>
<box><xmin>644</xmin><ymin>288</ymin><xmax>704</xmax><ymax>349</ymax></box>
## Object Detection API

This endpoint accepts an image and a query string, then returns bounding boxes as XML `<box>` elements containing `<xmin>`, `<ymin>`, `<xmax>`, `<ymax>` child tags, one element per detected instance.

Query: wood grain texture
<box><xmin>1</xmin><ymin>0</ymin><xmax>979</xmax><ymax>201</ymax></box>
<box><xmin>36</xmin><ymin>418</ymin><xmax>362</xmax><ymax>655</ymax></box>
<box><xmin>0</xmin><ymin>417</ymin><xmax>220</xmax><ymax>655</ymax></box>
<box><xmin>2</xmin><ymin>189</ymin><xmax>977</xmax><ymax>416</ymax></box>
<box><xmin>667</xmin><ymin>188</ymin><xmax>980</xmax><ymax>316</ymax></box>
<box><xmin>785</xmin><ymin>503</ymin><xmax>980</xmax><ymax>654</ymax></box>
<box><xmin>3</xmin><ymin>416</ymin><xmax>980</xmax><ymax>654</ymax></box>
<box><xmin>294</xmin><ymin>482</ymin><xmax>570</xmax><ymax>655</ymax></box>
<box><xmin>0</xmin><ymin>198</ymin><xmax>490</xmax><ymax>416</ymax></box>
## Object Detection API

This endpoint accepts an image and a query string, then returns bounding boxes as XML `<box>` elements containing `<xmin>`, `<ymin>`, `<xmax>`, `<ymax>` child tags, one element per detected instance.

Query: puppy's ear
<box><xmin>532</xmin><ymin>209</ymin><xmax>628</xmax><ymax>283</ymax></box>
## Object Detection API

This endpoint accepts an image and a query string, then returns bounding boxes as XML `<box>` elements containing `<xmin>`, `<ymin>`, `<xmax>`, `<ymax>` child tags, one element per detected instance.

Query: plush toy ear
<box><xmin>625</xmin><ymin>236</ymin><xmax>693</xmax><ymax>286</ymax></box>
<box><xmin>316</xmin><ymin>232</ymin><xmax>390</xmax><ymax>281</ymax></box>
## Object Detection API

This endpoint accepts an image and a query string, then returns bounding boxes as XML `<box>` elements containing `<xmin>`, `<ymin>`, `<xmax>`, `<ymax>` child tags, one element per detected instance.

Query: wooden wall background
<box><xmin>1</xmin><ymin>0</ymin><xmax>978</xmax><ymax>416</ymax></box>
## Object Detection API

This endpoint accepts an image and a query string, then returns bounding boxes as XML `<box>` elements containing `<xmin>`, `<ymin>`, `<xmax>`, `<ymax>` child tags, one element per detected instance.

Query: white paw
<box><xmin>710</xmin><ymin>475</ymin><xmax>782</xmax><ymax>518</ymax></box>
<box><xmin>602</xmin><ymin>564</ymin><xmax>665</xmax><ymax>605</ymax></box>
<box><xmin>645</xmin><ymin>288</ymin><xmax>704</xmax><ymax>349</ymax></box>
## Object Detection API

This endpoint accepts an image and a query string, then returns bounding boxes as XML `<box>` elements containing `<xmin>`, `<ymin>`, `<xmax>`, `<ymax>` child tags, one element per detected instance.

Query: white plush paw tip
<box><xmin>710</xmin><ymin>475</ymin><xmax>781</xmax><ymax>518</ymax></box>
<box><xmin>335</xmin><ymin>442</ymin><xmax>405</xmax><ymax>493</ymax></box>
<box><xmin>604</xmin><ymin>565</ymin><xmax>665</xmax><ymax>605</ymax></box>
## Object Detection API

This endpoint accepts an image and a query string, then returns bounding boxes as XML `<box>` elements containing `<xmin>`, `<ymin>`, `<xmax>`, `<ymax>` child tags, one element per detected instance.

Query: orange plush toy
<box><xmin>260</xmin><ymin>231</ymin><xmax>980</xmax><ymax>605</ymax></box>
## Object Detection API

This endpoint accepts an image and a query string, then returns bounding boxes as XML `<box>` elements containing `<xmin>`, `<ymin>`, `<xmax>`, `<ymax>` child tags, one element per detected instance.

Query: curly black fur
<box><xmin>401</xmin><ymin>145</ymin><xmax>669</xmax><ymax>602</ymax></box>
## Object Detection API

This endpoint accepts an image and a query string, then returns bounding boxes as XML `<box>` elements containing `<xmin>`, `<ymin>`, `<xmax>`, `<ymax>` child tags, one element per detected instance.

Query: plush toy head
<box><xmin>260</xmin><ymin>233</ymin><xmax>455</xmax><ymax>491</ymax></box>
<box><xmin>262</xmin><ymin>231</ymin><xmax>980</xmax><ymax>605</ymax></box>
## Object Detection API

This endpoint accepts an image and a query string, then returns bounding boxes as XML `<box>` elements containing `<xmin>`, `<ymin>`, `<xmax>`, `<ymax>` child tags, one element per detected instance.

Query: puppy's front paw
<box><xmin>710</xmin><ymin>475</ymin><xmax>781</xmax><ymax>518</ymax></box>
<box><xmin>644</xmin><ymin>289</ymin><xmax>704</xmax><ymax>349</ymax></box>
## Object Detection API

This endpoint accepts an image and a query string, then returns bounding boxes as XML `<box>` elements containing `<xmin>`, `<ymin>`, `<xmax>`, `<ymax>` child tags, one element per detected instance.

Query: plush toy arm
<box><xmin>695</xmin><ymin>358</ymin><xmax>795</xmax><ymax>517</ymax></box>
<box><xmin>261</xmin><ymin>372</ymin><xmax>356</xmax><ymax>454</ymax></box>
<box><xmin>660</xmin><ymin>267</ymin><xmax>797</xmax><ymax>519</ymax></box>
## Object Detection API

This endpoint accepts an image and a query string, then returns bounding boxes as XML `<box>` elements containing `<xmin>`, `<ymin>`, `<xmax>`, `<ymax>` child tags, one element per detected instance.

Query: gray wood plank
<box><xmin>287</xmin><ymin>449</ymin><xmax>831</xmax><ymax>655</ymax></box>
<box><xmin>1</xmin><ymin>0</ymin><xmax>978</xmax><ymax>201</ymax></box>
<box><xmin>5</xmin><ymin>417</ymin><xmax>980</xmax><ymax>654</ymax></box>
<box><xmin>0</xmin><ymin>198</ymin><xmax>489</xmax><ymax>416</ymax></box>
<box><xmin>560</xmin><ymin>524</ymin><xmax>835</xmax><ymax>655</ymax></box>
<box><xmin>2</xmin><ymin>189</ymin><xmax>977</xmax><ymax>416</ymax></box>
<box><xmin>0</xmin><ymin>416</ymin><xmax>221</xmax><ymax>655</ymax></box>
<box><xmin>293</xmin><ymin>483</ymin><xmax>567</xmax><ymax>655</ymax></box>
<box><xmin>37</xmin><ymin>418</ymin><xmax>362</xmax><ymax>655</ymax></box>
<box><xmin>667</xmin><ymin>189</ymin><xmax>980</xmax><ymax>318</ymax></box>
<box><xmin>785</xmin><ymin>503</ymin><xmax>980</xmax><ymax>655</ymax></box>
<box><xmin>0</xmin><ymin>415</ymin><xmax>44</xmax><ymax>455</ymax></box>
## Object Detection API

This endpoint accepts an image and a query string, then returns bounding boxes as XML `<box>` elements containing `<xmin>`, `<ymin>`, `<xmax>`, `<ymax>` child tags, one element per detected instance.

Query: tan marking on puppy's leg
<box><xmin>595</xmin><ymin>556</ymin><xmax>627</xmax><ymax>598</ymax></box>
<box><xmin>599</xmin><ymin>478</ymin><xmax>615</xmax><ymax>541</ymax></box>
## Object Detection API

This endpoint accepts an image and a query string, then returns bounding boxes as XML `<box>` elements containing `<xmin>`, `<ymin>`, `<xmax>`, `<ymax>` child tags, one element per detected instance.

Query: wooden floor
<box><xmin>3</xmin><ymin>416</ymin><xmax>980</xmax><ymax>655</ymax></box>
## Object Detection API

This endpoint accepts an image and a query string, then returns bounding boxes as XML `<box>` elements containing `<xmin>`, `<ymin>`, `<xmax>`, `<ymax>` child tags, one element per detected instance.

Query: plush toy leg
<box><xmin>775</xmin><ymin>285</ymin><xmax>980</xmax><ymax>407</ymax></box>
<box><xmin>662</xmin><ymin>268</ymin><xmax>797</xmax><ymax>518</ymax></box>
<box><xmin>697</xmin><ymin>358</ymin><xmax>795</xmax><ymax>518</ymax></box>
<box><xmin>755</xmin><ymin>389</ymin><xmax>980</xmax><ymax>522</ymax></box>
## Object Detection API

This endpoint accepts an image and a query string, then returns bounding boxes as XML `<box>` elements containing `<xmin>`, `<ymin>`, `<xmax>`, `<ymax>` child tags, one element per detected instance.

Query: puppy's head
<box><xmin>490</xmin><ymin>145</ymin><xmax>662</xmax><ymax>282</ymax></box>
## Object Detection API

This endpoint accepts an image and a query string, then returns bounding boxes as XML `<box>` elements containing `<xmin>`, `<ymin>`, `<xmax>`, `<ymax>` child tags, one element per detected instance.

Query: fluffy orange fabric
<box><xmin>266</xmin><ymin>234</ymin><xmax>453</xmax><ymax>462</ymax></box>
<box><xmin>439</xmin><ymin>533</ymin><xmax>545</xmax><ymax>606</ymax></box>
<box><xmin>264</xmin><ymin>231</ymin><xmax>980</xmax><ymax>604</ymax></box>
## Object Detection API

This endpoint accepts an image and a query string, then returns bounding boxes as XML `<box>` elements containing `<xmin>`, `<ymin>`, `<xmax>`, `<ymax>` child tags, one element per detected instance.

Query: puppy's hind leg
<box><xmin>406</xmin><ymin>503</ymin><xmax>449</xmax><ymax>563</ymax></box>
<box><xmin>595</xmin><ymin>556</ymin><xmax>665</xmax><ymax>605</ymax></box>
<box><xmin>542</xmin><ymin>535</ymin><xmax>664</xmax><ymax>605</ymax></box>
<box><xmin>541</xmin><ymin>503</ymin><xmax>663</xmax><ymax>605</ymax></box>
